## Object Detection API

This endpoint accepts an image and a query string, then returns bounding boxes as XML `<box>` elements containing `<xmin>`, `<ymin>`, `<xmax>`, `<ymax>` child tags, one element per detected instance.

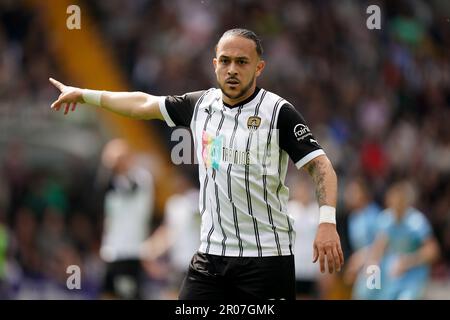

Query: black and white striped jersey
<box><xmin>158</xmin><ymin>87</ymin><xmax>325</xmax><ymax>257</ymax></box>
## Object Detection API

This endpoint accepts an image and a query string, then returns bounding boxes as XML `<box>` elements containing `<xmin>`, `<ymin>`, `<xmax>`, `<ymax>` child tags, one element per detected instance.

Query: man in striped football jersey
<box><xmin>49</xmin><ymin>28</ymin><xmax>344</xmax><ymax>300</ymax></box>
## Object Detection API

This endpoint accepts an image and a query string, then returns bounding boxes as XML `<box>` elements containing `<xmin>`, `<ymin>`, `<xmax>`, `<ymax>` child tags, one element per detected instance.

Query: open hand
<box><xmin>313</xmin><ymin>223</ymin><xmax>344</xmax><ymax>273</ymax></box>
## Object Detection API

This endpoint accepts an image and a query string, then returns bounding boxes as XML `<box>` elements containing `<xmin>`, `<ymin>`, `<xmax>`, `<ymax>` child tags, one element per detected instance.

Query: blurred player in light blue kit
<box><xmin>343</xmin><ymin>178</ymin><xmax>381</xmax><ymax>299</ymax></box>
<box><xmin>369</xmin><ymin>180</ymin><xmax>440</xmax><ymax>299</ymax></box>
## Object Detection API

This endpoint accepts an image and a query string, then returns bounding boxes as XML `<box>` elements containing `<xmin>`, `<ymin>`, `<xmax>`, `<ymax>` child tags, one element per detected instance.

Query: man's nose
<box><xmin>227</xmin><ymin>62</ymin><xmax>238</xmax><ymax>76</ymax></box>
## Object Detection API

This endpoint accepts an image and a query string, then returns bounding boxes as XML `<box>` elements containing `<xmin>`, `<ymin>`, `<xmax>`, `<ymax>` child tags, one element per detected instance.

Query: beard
<box><xmin>217</xmin><ymin>74</ymin><xmax>255</xmax><ymax>102</ymax></box>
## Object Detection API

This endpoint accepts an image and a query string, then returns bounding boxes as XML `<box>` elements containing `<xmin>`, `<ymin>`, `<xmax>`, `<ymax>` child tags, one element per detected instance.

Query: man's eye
<box><xmin>238</xmin><ymin>60</ymin><xmax>247</xmax><ymax>65</ymax></box>
<box><xmin>220</xmin><ymin>59</ymin><xmax>229</xmax><ymax>64</ymax></box>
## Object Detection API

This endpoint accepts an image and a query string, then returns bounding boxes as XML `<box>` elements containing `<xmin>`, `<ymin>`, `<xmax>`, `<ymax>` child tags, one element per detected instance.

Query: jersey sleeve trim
<box><xmin>274</xmin><ymin>99</ymin><xmax>286</xmax><ymax>149</ymax></box>
<box><xmin>295</xmin><ymin>149</ymin><xmax>326</xmax><ymax>169</ymax></box>
<box><xmin>158</xmin><ymin>96</ymin><xmax>176</xmax><ymax>127</ymax></box>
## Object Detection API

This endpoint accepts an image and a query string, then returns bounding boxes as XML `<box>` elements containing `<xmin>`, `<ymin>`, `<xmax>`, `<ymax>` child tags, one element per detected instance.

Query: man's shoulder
<box><xmin>376</xmin><ymin>209</ymin><xmax>394</xmax><ymax>228</ymax></box>
<box><xmin>200</xmin><ymin>87</ymin><xmax>220</xmax><ymax>96</ymax></box>
<box><xmin>193</xmin><ymin>87</ymin><xmax>220</xmax><ymax>105</ymax></box>
<box><xmin>405</xmin><ymin>208</ymin><xmax>430</xmax><ymax>230</ymax></box>
<box><xmin>260</xmin><ymin>89</ymin><xmax>293</xmax><ymax>108</ymax></box>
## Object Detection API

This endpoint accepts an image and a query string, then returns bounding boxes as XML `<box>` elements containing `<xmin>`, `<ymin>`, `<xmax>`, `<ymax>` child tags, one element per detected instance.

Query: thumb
<box><xmin>312</xmin><ymin>244</ymin><xmax>318</xmax><ymax>263</ymax></box>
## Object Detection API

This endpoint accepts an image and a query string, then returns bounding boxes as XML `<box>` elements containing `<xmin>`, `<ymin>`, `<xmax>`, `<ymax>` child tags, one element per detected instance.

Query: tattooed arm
<box><xmin>303</xmin><ymin>155</ymin><xmax>344</xmax><ymax>274</ymax></box>
<box><xmin>304</xmin><ymin>155</ymin><xmax>337</xmax><ymax>207</ymax></box>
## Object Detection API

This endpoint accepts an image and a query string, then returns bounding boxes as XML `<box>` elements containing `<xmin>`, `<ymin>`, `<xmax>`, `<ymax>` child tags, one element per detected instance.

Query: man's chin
<box><xmin>222</xmin><ymin>88</ymin><xmax>245</xmax><ymax>100</ymax></box>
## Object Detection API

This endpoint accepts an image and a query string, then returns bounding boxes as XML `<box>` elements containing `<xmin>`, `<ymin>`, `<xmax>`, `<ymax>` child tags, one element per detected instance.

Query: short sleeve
<box><xmin>158</xmin><ymin>90</ymin><xmax>206</xmax><ymax>127</ymax></box>
<box><xmin>277</xmin><ymin>103</ymin><xmax>325</xmax><ymax>169</ymax></box>
<box><xmin>375</xmin><ymin>210</ymin><xmax>393</xmax><ymax>236</ymax></box>
<box><xmin>410</xmin><ymin>211</ymin><xmax>432</xmax><ymax>243</ymax></box>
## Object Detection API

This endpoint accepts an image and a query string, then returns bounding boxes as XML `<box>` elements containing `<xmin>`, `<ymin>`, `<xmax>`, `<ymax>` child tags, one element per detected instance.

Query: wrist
<box><xmin>82</xmin><ymin>89</ymin><xmax>103</xmax><ymax>106</ymax></box>
<box><xmin>319</xmin><ymin>205</ymin><xmax>336</xmax><ymax>224</ymax></box>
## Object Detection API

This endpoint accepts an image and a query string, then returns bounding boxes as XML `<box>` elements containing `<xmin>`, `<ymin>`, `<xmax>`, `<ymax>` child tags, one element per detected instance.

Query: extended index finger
<box><xmin>49</xmin><ymin>78</ymin><xmax>65</xmax><ymax>91</ymax></box>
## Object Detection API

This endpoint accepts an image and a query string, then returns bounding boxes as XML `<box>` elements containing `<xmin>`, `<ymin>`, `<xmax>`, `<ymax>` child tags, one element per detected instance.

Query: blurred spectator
<box><xmin>37</xmin><ymin>206</ymin><xmax>69</xmax><ymax>264</ymax></box>
<box><xmin>98</xmin><ymin>139</ymin><xmax>155</xmax><ymax>299</ymax></box>
<box><xmin>13</xmin><ymin>206</ymin><xmax>40</xmax><ymax>279</ymax></box>
<box><xmin>368</xmin><ymin>180</ymin><xmax>440</xmax><ymax>299</ymax></box>
<box><xmin>141</xmin><ymin>172</ymin><xmax>200</xmax><ymax>299</ymax></box>
<box><xmin>0</xmin><ymin>208</ymin><xmax>10</xmax><ymax>298</ymax></box>
<box><xmin>287</xmin><ymin>177</ymin><xmax>321</xmax><ymax>299</ymax></box>
<box><xmin>343</xmin><ymin>177</ymin><xmax>382</xmax><ymax>299</ymax></box>
<box><xmin>1</xmin><ymin>140</ymin><xmax>28</xmax><ymax>225</ymax></box>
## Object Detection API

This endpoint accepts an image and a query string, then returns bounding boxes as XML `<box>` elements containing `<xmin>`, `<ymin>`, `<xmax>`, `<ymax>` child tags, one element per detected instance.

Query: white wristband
<box><xmin>82</xmin><ymin>89</ymin><xmax>103</xmax><ymax>106</ymax></box>
<box><xmin>319</xmin><ymin>205</ymin><xmax>336</xmax><ymax>224</ymax></box>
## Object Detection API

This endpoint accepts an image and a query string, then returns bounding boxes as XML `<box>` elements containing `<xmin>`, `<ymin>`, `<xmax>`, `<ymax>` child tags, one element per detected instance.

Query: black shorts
<box><xmin>102</xmin><ymin>259</ymin><xmax>143</xmax><ymax>299</ymax></box>
<box><xmin>179</xmin><ymin>252</ymin><xmax>295</xmax><ymax>300</ymax></box>
<box><xmin>295</xmin><ymin>279</ymin><xmax>318</xmax><ymax>297</ymax></box>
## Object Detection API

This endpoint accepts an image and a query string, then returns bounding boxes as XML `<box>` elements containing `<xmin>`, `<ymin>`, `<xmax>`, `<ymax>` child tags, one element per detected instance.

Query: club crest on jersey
<box><xmin>247</xmin><ymin>116</ymin><xmax>261</xmax><ymax>131</ymax></box>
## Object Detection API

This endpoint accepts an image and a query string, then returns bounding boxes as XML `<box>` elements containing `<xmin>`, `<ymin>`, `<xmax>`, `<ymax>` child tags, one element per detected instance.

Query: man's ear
<box><xmin>256</xmin><ymin>60</ymin><xmax>265</xmax><ymax>77</ymax></box>
<box><xmin>213</xmin><ymin>57</ymin><xmax>218</xmax><ymax>69</ymax></box>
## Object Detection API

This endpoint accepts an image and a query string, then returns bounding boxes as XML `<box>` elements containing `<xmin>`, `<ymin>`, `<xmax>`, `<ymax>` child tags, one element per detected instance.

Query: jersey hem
<box><xmin>198</xmin><ymin>244</ymin><xmax>294</xmax><ymax>257</ymax></box>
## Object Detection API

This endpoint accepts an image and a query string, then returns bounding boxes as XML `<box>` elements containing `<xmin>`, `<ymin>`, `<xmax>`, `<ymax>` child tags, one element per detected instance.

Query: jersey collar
<box><xmin>222</xmin><ymin>87</ymin><xmax>261</xmax><ymax>109</ymax></box>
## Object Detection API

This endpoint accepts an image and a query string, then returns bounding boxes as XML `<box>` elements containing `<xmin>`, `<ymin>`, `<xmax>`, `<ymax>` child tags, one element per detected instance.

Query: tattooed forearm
<box><xmin>305</xmin><ymin>160</ymin><xmax>326</xmax><ymax>204</ymax></box>
<box><xmin>304</xmin><ymin>155</ymin><xmax>337</xmax><ymax>207</ymax></box>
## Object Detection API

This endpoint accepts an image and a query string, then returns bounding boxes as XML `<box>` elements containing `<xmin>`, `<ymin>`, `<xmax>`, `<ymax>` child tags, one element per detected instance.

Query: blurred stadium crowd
<box><xmin>0</xmin><ymin>0</ymin><xmax>449</xmax><ymax>299</ymax></box>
